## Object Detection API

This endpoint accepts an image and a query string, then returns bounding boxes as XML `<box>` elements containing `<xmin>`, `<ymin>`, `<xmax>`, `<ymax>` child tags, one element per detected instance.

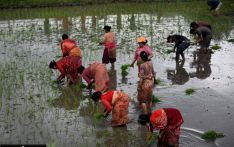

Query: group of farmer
<box><xmin>49</xmin><ymin>26</ymin><xmax>183</xmax><ymax>144</ymax></box>
<box><xmin>48</xmin><ymin>0</ymin><xmax>218</xmax><ymax>145</ymax></box>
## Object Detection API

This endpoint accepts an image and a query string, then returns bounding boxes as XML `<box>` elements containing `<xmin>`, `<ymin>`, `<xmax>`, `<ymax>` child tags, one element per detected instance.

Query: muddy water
<box><xmin>0</xmin><ymin>3</ymin><xmax>234</xmax><ymax>147</ymax></box>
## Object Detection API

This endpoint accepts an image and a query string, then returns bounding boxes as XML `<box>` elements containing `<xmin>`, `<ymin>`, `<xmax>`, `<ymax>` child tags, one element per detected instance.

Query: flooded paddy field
<box><xmin>0</xmin><ymin>1</ymin><xmax>234</xmax><ymax>147</ymax></box>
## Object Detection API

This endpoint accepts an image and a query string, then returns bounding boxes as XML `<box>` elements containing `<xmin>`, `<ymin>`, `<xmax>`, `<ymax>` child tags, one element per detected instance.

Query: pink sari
<box><xmin>90</xmin><ymin>62</ymin><xmax>110</xmax><ymax>92</ymax></box>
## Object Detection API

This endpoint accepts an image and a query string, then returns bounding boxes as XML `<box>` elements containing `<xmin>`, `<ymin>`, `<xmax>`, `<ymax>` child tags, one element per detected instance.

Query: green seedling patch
<box><xmin>201</xmin><ymin>130</ymin><xmax>224</xmax><ymax>141</ymax></box>
<box><xmin>185</xmin><ymin>88</ymin><xmax>195</xmax><ymax>95</ymax></box>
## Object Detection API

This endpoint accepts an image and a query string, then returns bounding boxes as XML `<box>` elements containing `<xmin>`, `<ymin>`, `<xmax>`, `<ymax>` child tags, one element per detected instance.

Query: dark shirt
<box><xmin>207</xmin><ymin>0</ymin><xmax>220</xmax><ymax>10</ymax></box>
<box><xmin>172</xmin><ymin>35</ymin><xmax>189</xmax><ymax>49</ymax></box>
<box><xmin>196</xmin><ymin>26</ymin><xmax>212</xmax><ymax>37</ymax></box>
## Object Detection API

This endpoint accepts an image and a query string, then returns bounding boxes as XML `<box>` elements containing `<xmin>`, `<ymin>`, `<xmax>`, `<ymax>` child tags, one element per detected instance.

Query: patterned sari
<box><xmin>102</xmin><ymin>32</ymin><xmax>116</xmax><ymax>64</ymax></box>
<box><xmin>111</xmin><ymin>91</ymin><xmax>129</xmax><ymax>126</ymax></box>
<box><xmin>137</xmin><ymin>61</ymin><xmax>154</xmax><ymax>104</ymax></box>
<box><xmin>90</xmin><ymin>62</ymin><xmax>109</xmax><ymax>92</ymax></box>
<box><xmin>153</xmin><ymin>108</ymin><xmax>184</xmax><ymax>147</ymax></box>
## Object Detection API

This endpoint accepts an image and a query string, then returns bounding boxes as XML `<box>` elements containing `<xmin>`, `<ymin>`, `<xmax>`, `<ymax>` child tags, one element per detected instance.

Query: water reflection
<box><xmin>104</xmin><ymin>127</ymin><xmax>129</xmax><ymax>147</ymax></box>
<box><xmin>189</xmin><ymin>51</ymin><xmax>212</xmax><ymax>79</ymax></box>
<box><xmin>0</xmin><ymin>7</ymin><xmax>233</xmax><ymax>147</ymax></box>
<box><xmin>51</xmin><ymin>82</ymin><xmax>83</xmax><ymax>110</ymax></box>
<box><xmin>108</xmin><ymin>67</ymin><xmax>117</xmax><ymax>90</ymax></box>
<box><xmin>167</xmin><ymin>60</ymin><xmax>189</xmax><ymax>85</ymax></box>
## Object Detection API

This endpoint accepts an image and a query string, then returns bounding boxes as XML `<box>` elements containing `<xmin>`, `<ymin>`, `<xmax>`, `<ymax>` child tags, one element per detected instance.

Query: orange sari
<box><xmin>111</xmin><ymin>91</ymin><xmax>129</xmax><ymax>126</ymax></box>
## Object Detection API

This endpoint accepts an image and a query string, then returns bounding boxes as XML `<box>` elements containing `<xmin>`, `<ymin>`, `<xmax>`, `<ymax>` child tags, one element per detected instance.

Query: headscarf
<box><xmin>150</xmin><ymin>108</ymin><xmax>168</xmax><ymax>130</ymax></box>
<box><xmin>137</xmin><ymin>37</ymin><xmax>147</xmax><ymax>43</ymax></box>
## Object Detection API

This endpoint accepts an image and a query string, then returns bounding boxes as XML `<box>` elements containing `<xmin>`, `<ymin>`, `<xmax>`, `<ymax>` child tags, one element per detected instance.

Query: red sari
<box><xmin>61</xmin><ymin>39</ymin><xmax>82</xmax><ymax>57</ymax></box>
<box><xmin>81</xmin><ymin>62</ymin><xmax>109</xmax><ymax>92</ymax></box>
<box><xmin>150</xmin><ymin>108</ymin><xmax>184</xmax><ymax>147</ymax></box>
<box><xmin>56</xmin><ymin>56</ymin><xmax>82</xmax><ymax>83</ymax></box>
<box><xmin>101</xmin><ymin>90</ymin><xmax>129</xmax><ymax>126</ymax></box>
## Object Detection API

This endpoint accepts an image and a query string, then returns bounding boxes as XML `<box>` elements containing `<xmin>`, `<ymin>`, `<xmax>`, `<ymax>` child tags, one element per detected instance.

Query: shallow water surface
<box><xmin>0</xmin><ymin>2</ymin><xmax>234</xmax><ymax>147</ymax></box>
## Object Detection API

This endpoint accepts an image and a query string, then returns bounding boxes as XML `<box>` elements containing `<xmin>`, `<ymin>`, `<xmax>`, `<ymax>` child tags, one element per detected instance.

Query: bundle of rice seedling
<box><xmin>151</xmin><ymin>95</ymin><xmax>161</xmax><ymax>103</ymax></box>
<box><xmin>211</xmin><ymin>44</ymin><xmax>221</xmax><ymax>50</ymax></box>
<box><xmin>94</xmin><ymin>112</ymin><xmax>104</xmax><ymax>121</ymax></box>
<box><xmin>185</xmin><ymin>88</ymin><xmax>195</xmax><ymax>95</ymax></box>
<box><xmin>121</xmin><ymin>64</ymin><xmax>130</xmax><ymax>76</ymax></box>
<box><xmin>147</xmin><ymin>133</ymin><xmax>158</xmax><ymax>146</ymax></box>
<box><xmin>201</xmin><ymin>130</ymin><xmax>224</xmax><ymax>141</ymax></box>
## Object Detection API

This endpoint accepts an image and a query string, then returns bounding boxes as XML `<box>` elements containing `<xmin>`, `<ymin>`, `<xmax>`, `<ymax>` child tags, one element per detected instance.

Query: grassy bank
<box><xmin>0</xmin><ymin>0</ymin><xmax>205</xmax><ymax>9</ymax></box>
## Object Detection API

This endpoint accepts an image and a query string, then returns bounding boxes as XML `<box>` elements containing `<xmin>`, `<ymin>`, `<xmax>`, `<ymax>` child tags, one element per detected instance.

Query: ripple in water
<box><xmin>180</xmin><ymin>127</ymin><xmax>220</xmax><ymax>147</ymax></box>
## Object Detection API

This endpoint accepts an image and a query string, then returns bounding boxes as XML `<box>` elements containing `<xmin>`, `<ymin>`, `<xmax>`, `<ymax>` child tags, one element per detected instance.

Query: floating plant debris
<box><xmin>185</xmin><ymin>88</ymin><xmax>195</xmax><ymax>95</ymax></box>
<box><xmin>201</xmin><ymin>130</ymin><xmax>224</xmax><ymax>141</ymax></box>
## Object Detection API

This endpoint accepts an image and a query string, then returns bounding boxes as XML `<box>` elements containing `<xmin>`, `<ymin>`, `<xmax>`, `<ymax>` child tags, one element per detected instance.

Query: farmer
<box><xmin>138</xmin><ymin>108</ymin><xmax>184</xmax><ymax>147</ymax></box>
<box><xmin>190</xmin><ymin>21</ymin><xmax>212</xmax><ymax>32</ymax></box>
<box><xmin>207</xmin><ymin>0</ymin><xmax>222</xmax><ymax>16</ymax></box>
<box><xmin>60</xmin><ymin>34</ymin><xmax>82</xmax><ymax>57</ymax></box>
<box><xmin>191</xmin><ymin>26</ymin><xmax>213</xmax><ymax>53</ymax></box>
<box><xmin>77</xmin><ymin>62</ymin><xmax>109</xmax><ymax>92</ymax></box>
<box><xmin>130</xmin><ymin>37</ymin><xmax>153</xmax><ymax>70</ymax></box>
<box><xmin>167</xmin><ymin>35</ymin><xmax>190</xmax><ymax>61</ymax></box>
<box><xmin>99</xmin><ymin>25</ymin><xmax>116</xmax><ymax>67</ymax></box>
<box><xmin>92</xmin><ymin>90</ymin><xmax>129</xmax><ymax>127</ymax></box>
<box><xmin>137</xmin><ymin>51</ymin><xmax>155</xmax><ymax>114</ymax></box>
<box><xmin>130</xmin><ymin>37</ymin><xmax>156</xmax><ymax>82</ymax></box>
<box><xmin>49</xmin><ymin>56</ymin><xmax>82</xmax><ymax>84</ymax></box>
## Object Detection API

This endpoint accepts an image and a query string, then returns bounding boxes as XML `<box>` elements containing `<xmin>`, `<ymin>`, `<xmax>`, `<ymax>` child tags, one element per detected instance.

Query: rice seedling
<box><xmin>121</xmin><ymin>64</ymin><xmax>130</xmax><ymax>77</ymax></box>
<box><xmin>227</xmin><ymin>38</ymin><xmax>234</xmax><ymax>43</ymax></box>
<box><xmin>94</xmin><ymin>112</ymin><xmax>104</xmax><ymax>121</ymax></box>
<box><xmin>211</xmin><ymin>44</ymin><xmax>221</xmax><ymax>50</ymax></box>
<box><xmin>47</xmin><ymin>141</ymin><xmax>57</xmax><ymax>147</ymax></box>
<box><xmin>164</xmin><ymin>49</ymin><xmax>173</xmax><ymax>54</ymax></box>
<box><xmin>78</xmin><ymin>83</ymin><xmax>87</xmax><ymax>89</ymax></box>
<box><xmin>201</xmin><ymin>130</ymin><xmax>224</xmax><ymax>141</ymax></box>
<box><xmin>147</xmin><ymin>133</ymin><xmax>158</xmax><ymax>146</ymax></box>
<box><xmin>54</xmin><ymin>55</ymin><xmax>62</xmax><ymax>60</ymax></box>
<box><xmin>185</xmin><ymin>88</ymin><xmax>195</xmax><ymax>95</ymax></box>
<box><xmin>151</xmin><ymin>95</ymin><xmax>161</xmax><ymax>103</ymax></box>
<box><xmin>154</xmin><ymin>78</ymin><xmax>165</xmax><ymax>86</ymax></box>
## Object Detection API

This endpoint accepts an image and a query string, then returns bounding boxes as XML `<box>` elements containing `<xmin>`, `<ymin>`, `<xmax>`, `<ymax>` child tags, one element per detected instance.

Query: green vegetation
<box><xmin>147</xmin><ymin>133</ymin><xmax>158</xmax><ymax>146</ymax></box>
<box><xmin>201</xmin><ymin>130</ymin><xmax>224</xmax><ymax>141</ymax></box>
<box><xmin>185</xmin><ymin>88</ymin><xmax>195</xmax><ymax>95</ymax></box>
<box><xmin>211</xmin><ymin>44</ymin><xmax>221</xmax><ymax>50</ymax></box>
<box><xmin>78</xmin><ymin>83</ymin><xmax>87</xmax><ymax>89</ymax></box>
<box><xmin>155</xmin><ymin>78</ymin><xmax>165</xmax><ymax>86</ymax></box>
<box><xmin>121</xmin><ymin>64</ymin><xmax>130</xmax><ymax>77</ymax></box>
<box><xmin>227</xmin><ymin>38</ymin><xmax>234</xmax><ymax>43</ymax></box>
<box><xmin>151</xmin><ymin>95</ymin><xmax>161</xmax><ymax>103</ymax></box>
<box><xmin>164</xmin><ymin>49</ymin><xmax>173</xmax><ymax>54</ymax></box>
<box><xmin>94</xmin><ymin>112</ymin><xmax>104</xmax><ymax>121</ymax></box>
